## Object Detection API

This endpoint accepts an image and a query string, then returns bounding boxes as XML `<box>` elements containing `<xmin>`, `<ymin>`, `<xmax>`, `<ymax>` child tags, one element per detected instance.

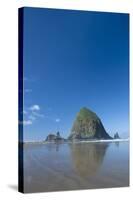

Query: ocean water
<box><xmin>23</xmin><ymin>141</ymin><xmax>129</xmax><ymax>193</ymax></box>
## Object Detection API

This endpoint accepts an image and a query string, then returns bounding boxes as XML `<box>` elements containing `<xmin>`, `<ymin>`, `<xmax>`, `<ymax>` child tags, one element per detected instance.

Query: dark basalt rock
<box><xmin>45</xmin><ymin>132</ymin><xmax>65</xmax><ymax>142</ymax></box>
<box><xmin>114</xmin><ymin>132</ymin><xmax>120</xmax><ymax>139</ymax></box>
<box><xmin>45</xmin><ymin>134</ymin><xmax>57</xmax><ymax>142</ymax></box>
<box><xmin>68</xmin><ymin>107</ymin><xmax>112</xmax><ymax>140</ymax></box>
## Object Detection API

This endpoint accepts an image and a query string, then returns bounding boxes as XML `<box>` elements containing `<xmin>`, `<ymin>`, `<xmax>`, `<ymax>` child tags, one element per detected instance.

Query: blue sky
<box><xmin>22</xmin><ymin>7</ymin><xmax>129</xmax><ymax>141</ymax></box>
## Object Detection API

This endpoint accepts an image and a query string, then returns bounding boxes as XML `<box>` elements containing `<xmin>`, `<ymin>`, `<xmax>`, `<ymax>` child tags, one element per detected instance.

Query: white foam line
<box><xmin>72</xmin><ymin>138</ymin><xmax>129</xmax><ymax>144</ymax></box>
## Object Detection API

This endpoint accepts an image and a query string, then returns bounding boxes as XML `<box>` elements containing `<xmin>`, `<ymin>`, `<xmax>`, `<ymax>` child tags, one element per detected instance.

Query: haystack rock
<box><xmin>68</xmin><ymin>107</ymin><xmax>112</xmax><ymax>140</ymax></box>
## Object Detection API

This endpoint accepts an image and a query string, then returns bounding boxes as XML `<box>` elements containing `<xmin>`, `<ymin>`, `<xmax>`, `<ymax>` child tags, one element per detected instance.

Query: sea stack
<box><xmin>68</xmin><ymin>107</ymin><xmax>112</xmax><ymax>140</ymax></box>
<box><xmin>114</xmin><ymin>132</ymin><xmax>120</xmax><ymax>139</ymax></box>
<box><xmin>45</xmin><ymin>132</ymin><xmax>65</xmax><ymax>142</ymax></box>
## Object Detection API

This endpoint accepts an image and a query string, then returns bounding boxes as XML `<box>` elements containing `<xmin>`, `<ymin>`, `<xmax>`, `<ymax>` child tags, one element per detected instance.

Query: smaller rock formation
<box><xmin>56</xmin><ymin>131</ymin><xmax>61</xmax><ymax>139</ymax></box>
<box><xmin>45</xmin><ymin>132</ymin><xmax>65</xmax><ymax>142</ymax></box>
<box><xmin>114</xmin><ymin>132</ymin><xmax>120</xmax><ymax>139</ymax></box>
<box><xmin>45</xmin><ymin>134</ymin><xmax>57</xmax><ymax>142</ymax></box>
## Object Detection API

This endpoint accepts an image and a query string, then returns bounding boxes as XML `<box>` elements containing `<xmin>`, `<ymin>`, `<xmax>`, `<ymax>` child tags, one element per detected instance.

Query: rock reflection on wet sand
<box><xmin>23</xmin><ymin>142</ymin><xmax>129</xmax><ymax>193</ymax></box>
<box><xmin>69</xmin><ymin>143</ymin><xmax>109</xmax><ymax>177</ymax></box>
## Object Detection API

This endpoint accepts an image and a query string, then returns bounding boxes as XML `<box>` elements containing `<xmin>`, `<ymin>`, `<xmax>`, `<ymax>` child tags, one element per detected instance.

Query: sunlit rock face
<box><xmin>69</xmin><ymin>107</ymin><xmax>112</xmax><ymax>140</ymax></box>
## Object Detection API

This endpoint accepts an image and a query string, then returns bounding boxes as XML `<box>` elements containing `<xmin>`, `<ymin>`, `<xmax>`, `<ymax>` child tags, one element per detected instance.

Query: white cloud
<box><xmin>55</xmin><ymin>118</ymin><xmax>60</xmax><ymax>122</ymax></box>
<box><xmin>19</xmin><ymin>120</ymin><xmax>32</xmax><ymax>126</ymax></box>
<box><xmin>29</xmin><ymin>105</ymin><xmax>40</xmax><ymax>111</ymax></box>
<box><xmin>20</xmin><ymin>104</ymin><xmax>45</xmax><ymax>126</ymax></box>
<box><xmin>32</xmin><ymin>111</ymin><xmax>44</xmax><ymax>118</ymax></box>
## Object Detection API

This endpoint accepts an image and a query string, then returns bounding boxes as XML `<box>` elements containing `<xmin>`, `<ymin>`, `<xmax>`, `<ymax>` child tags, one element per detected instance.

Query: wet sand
<box><xmin>23</xmin><ymin>141</ymin><xmax>129</xmax><ymax>193</ymax></box>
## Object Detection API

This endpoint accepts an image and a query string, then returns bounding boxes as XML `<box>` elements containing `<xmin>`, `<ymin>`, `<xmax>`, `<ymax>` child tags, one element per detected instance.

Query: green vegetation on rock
<box><xmin>69</xmin><ymin>107</ymin><xmax>112</xmax><ymax>140</ymax></box>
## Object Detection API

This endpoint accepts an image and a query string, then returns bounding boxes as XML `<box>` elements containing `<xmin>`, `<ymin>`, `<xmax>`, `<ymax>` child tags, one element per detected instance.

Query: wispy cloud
<box><xmin>25</xmin><ymin>89</ymin><xmax>32</xmax><ymax>93</ymax></box>
<box><xmin>22</xmin><ymin>104</ymin><xmax>60</xmax><ymax>127</ymax></box>
<box><xmin>19</xmin><ymin>120</ymin><xmax>32</xmax><ymax>126</ymax></box>
<box><xmin>23</xmin><ymin>110</ymin><xmax>28</xmax><ymax>115</ymax></box>
<box><xmin>32</xmin><ymin>111</ymin><xmax>44</xmax><ymax>118</ymax></box>
<box><xmin>29</xmin><ymin>105</ymin><xmax>40</xmax><ymax>111</ymax></box>
<box><xmin>55</xmin><ymin>118</ymin><xmax>60</xmax><ymax>122</ymax></box>
<box><xmin>28</xmin><ymin>115</ymin><xmax>36</xmax><ymax>121</ymax></box>
<box><xmin>21</xmin><ymin>104</ymin><xmax>44</xmax><ymax>126</ymax></box>
<box><xmin>23</xmin><ymin>77</ymin><xmax>37</xmax><ymax>83</ymax></box>
<box><xmin>19</xmin><ymin>89</ymin><xmax>32</xmax><ymax>94</ymax></box>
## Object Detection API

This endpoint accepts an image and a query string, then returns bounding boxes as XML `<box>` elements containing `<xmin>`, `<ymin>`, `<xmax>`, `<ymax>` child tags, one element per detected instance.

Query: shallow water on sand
<box><xmin>23</xmin><ymin>141</ymin><xmax>129</xmax><ymax>193</ymax></box>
